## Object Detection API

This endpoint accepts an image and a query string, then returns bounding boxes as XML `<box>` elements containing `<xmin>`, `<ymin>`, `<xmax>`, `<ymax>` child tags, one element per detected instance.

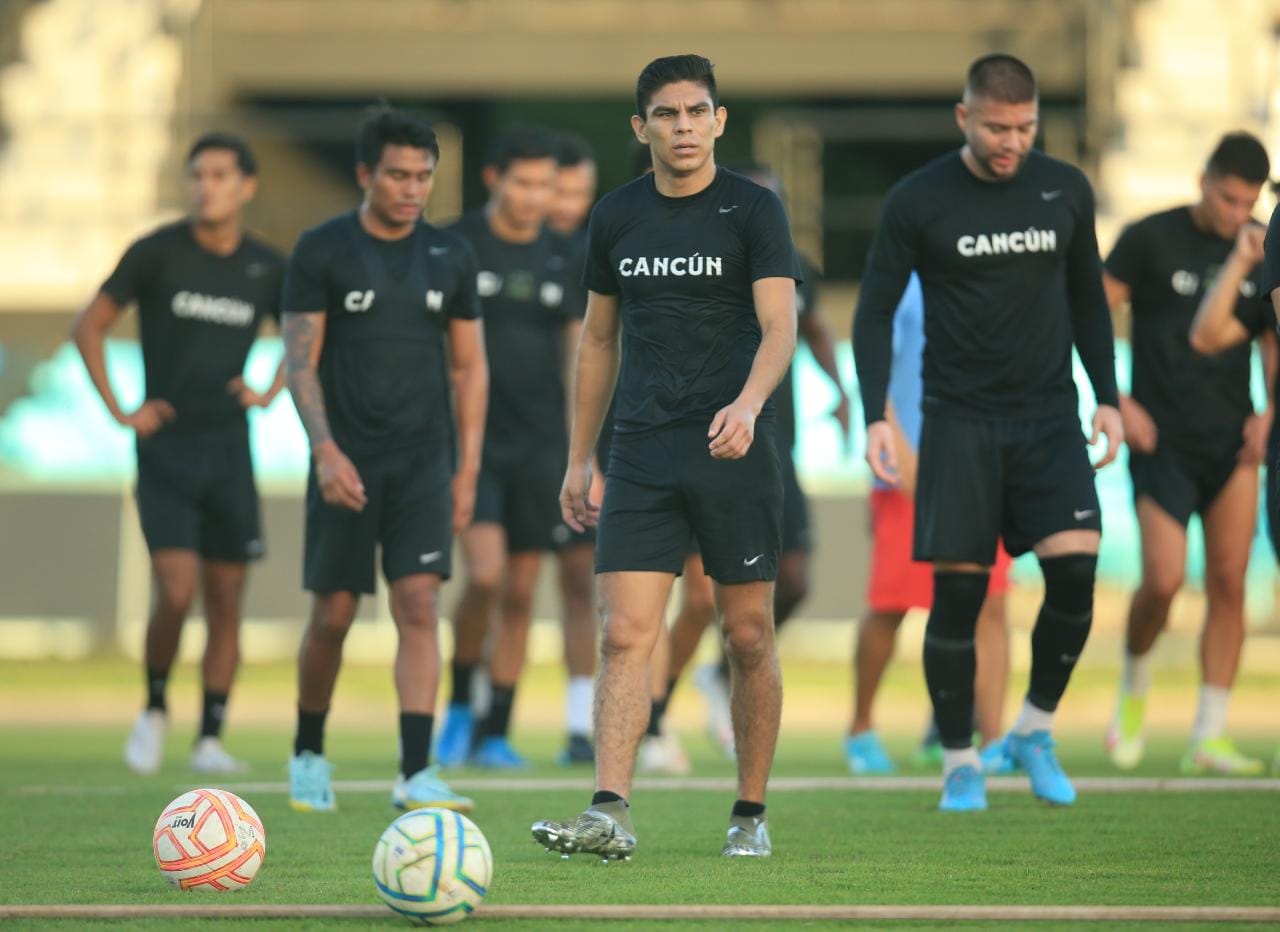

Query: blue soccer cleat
<box><xmin>844</xmin><ymin>731</ymin><xmax>896</xmax><ymax>774</ymax></box>
<box><xmin>435</xmin><ymin>703</ymin><xmax>474</xmax><ymax>769</ymax></box>
<box><xmin>979</xmin><ymin>736</ymin><xmax>1017</xmax><ymax>775</ymax></box>
<box><xmin>1006</xmin><ymin>730</ymin><xmax>1076</xmax><ymax>806</ymax></box>
<box><xmin>289</xmin><ymin>751</ymin><xmax>336</xmax><ymax>813</ymax></box>
<box><xmin>392</xmin><ymin>764</ymin><xmax>474</xmax><ymax>812</ymax></box>
<box><xmin>470</xmin><ymin>735</ymin><xmax>531</xmax><ymax>770</ymax></box>
<box><xmin>938</xmin><ymin>764</ymin><xmax>987</xmax><ymax>812</ymax></box>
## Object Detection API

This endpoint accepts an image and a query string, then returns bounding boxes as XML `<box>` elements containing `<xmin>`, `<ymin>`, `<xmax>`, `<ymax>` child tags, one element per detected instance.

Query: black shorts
<box><xmin>596</xmin><ymin>420</ymin><xmax>782</xmax><ymax>583</ymax></box>
<box><xmin>914</xmin><ymin>412</ymin><xmax>1101</xmax><ymax>563</ymax></box>
<box><xmin>780</xmin><ymin>456</ymin><xmax>812</xmax><ymax>554</ymax></box>
<box><xmin>476</xmin><ymin>449</ymin><xmax>592</xmax><ymax>553</ymax></box>
<box><xmin>1129</xmin><ymin>436</ymin><xmax>1243</xmax><ymax>527</ymax></box>
<box><xmin>135</xmin><ymin>421</ymin><xmax>262</xmax><ymax>562</ymax></box>
<box><xmin>304</xmin><ymin>444</ymin><xmax>453</xmax><ymax>595</ymax></box>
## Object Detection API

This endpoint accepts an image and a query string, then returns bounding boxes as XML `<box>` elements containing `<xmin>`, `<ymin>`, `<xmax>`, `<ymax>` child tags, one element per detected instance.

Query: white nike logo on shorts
<box><xmin>1073</xmin><ymin>509</ymin><xmax>1095</xmax><ymax>521</ymax></box>
<box><xmin>743</xmin><ymin>554</ymin><xmax>763</xmax><ymax>566</ymax></box>
<box><xmin>419</xmin><ymin>551</ymin><xmax>443</xmax><ymax>564</ymax></box>
<box><xmin>1041</xmin><ymin>190</ymin><xmax>1063</xmax><ymax>201</ymax></box>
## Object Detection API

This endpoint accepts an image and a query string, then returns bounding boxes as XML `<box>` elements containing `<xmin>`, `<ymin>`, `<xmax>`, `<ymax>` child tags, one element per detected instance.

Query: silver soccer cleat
<box><xmin>722</xmin><ymin>815</ymin><xmax>772</xmax><ymax>857</ymax></box>
<box><xmin>531</xmin><ymin>804</ymin><xmax>636</xmax><ymax>862</ymax></box>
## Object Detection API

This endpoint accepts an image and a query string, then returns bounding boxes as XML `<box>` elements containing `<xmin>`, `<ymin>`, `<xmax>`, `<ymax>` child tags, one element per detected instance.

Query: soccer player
<box><xmin>532</xmin><ymin>54</ymin><xmax>802</xmax><ymax>859</ymax></box>
<box><xmin>853</xmin><ymin>54</ymin><xmax>1122</xmax><ymax>811</ymax></box>
<box><xmin>435</xmin><ymin>127</ymin><xmax>586</xmax><ymax>770</ymax></box>
<box><xmin>847</xmin><ymin>272</ymin><xmax>1014</xmax><ymax>775</ymax></box>
<box><xmin>73</xmin><ymin>132</ymin><xmax>285</xmax><ymax>776</ymax></box>
<box><xmin>281</xmin><ymin>106</ymin><xmax>487</xmax><ymax>813</ymax></box>
<box><xmin>1104</xmin><ymin>133</ymin><xmax>1272</xmax><ymax>776</ymax></box>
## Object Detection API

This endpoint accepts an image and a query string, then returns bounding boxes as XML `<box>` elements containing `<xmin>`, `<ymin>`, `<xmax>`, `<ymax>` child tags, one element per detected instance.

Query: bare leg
<box><xmin>850</xmin><ymin>610</ymin><xmax>906</xmax><ymax>734</ymax></box>
<box><xmin>450</xmin><ymin>523</ymin><xmax>508</xmax><ymax>665</ymax></box>
<box><xmin>1126</xmin><ymin>497</ymin><xmax>1188</xmax><ymax>658</ymax></box>
<box><xmin>973</xmin><ymin>592</ymin><xmax>1010</xmax><ymax>746</ymax></box>
<box><xmin>297</xmin><ymin>591</ymin><xmax>360</xmax><ymax>714</ymax></box>
<box><xmin>1199</xmin><ymin>464</ymin><xmax>1257</xmax><ymax>690</ymax></box>
<box><xmin>717</xmin><ymin>580</ymin><xmax>781</xmax><ymax>803</ymax></box>
<box><xmin>774</xmin><ymin>551</ymin><xmax>810</xmax><ymax>628</ymax></box>
<box><xmin>558</xmin><ymin>543</ymin><xmax>597</xmax><ymax>679</ymax></box>
<box><xmin>200</xmin><ymin>561</ymin><xmax>247</xmax><ymax>693</ymax></box>
<box><xmin>389</xmin><ymin>575</ymin><xmax>443</xmax><ymax>714</ymax></box>
<box><xmin>144</xmin><ymin>550</ymin><xmax>201</xmax><ymax>687</ymax></box>
<box><xmin>667</xmin><ymin>554</ymin><xmax>716</xmax><ymax>682</ymax></box>
<box><xmin>489</xmin><ymin>552</ymin><xmax>543</xmax><ymax>689</ymax></box>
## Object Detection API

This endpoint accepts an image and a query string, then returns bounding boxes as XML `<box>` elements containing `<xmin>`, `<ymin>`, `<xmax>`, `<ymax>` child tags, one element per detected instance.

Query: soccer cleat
<box><xmin>979</xmin><ymin>736</ymin><xmax>1017</xmax><ymax>776</ymax></box>
<box><xmin>288</xmin><ymin>751</ymin><xmax>336</xmax><ymax>812</ymax></box>
<box><xmin>124</xmin><ymin>709</ymin><xmax>167</xmax><ymax>775</ymax></box>
<box><xmin>844</xmin><ymin>730</ymin><xmax>896</xmax><ymax>775</ymax></box>
<box><xmin>557</xmin><ymin>733</ymin><xmax>594</xmax><ymax>767</ymax></box>
<box><xmin>1006</xmin><ymin>730</ymin><xmax>1076</xmax><ymax>805</ymax></box>
<box><xmin>190</xmin><ymin>736</ymin><xmax>249</xmax><ymax>774</ymax></box>
<box><xmin>470</xmin><ymin>735</ymin><xmax>531</xmax><ymax>770</ymax></box>
<box><xmin>938</xmin><ymin>765</ymin><xmax>987</xmax><ymax>811</ymax></box>
<box><xmin>393</xmin><ymin>764</ymin><xmax>475</xmax><ymax>812</ymax></box>
<box><xmin>637</xmin><ymin>731</ymin><xmax>692</xmax><ymax>775</ymax></box>
<box><xmin>435</xmin><ymin>703</ymin><xmax>474</xmax><ymax>768</ymax></box>
<box><xmin>1180</xmin><ymin>737</ymin><xmax>1265</xmax><ymax>776</ymax></box>
<box><xmin>722</xmin><ymin>815</ymin><xmax>772</xmax><ymax>857</ymax></box>
<box><xmin>1106</xmin><ymin>693</ymin><xmax>1147</xmax><ymax>771</ymax></box>
<box><xmin>694</xmin><ymin>664</ymin><xmax>736</xmax><ymax>757</ymax></box>
<box><xmin>531</xmin><ymin>802</ymin><xmax>636</xmax><ymax>862</ymax></box>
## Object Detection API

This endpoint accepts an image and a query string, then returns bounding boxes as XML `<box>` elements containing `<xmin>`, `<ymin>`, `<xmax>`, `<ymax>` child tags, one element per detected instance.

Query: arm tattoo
<box><xmin>282</xmin><ymin>312</ymin><xmax>333</xmax><ymax>448</ymax></box>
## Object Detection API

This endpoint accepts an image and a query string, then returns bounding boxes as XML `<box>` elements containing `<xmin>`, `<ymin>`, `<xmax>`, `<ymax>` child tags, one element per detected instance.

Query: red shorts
<box><xmin>867</xmin><ymin>487</ymin><xmax>1012</xmax><ymax>613</ymax></box>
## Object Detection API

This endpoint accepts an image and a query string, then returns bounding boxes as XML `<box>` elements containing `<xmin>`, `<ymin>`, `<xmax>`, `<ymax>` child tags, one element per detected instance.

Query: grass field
<box><xmin>2</xmin><ymin>658</ymin><xmax>1279</xmax><ymax>929</ymax></box>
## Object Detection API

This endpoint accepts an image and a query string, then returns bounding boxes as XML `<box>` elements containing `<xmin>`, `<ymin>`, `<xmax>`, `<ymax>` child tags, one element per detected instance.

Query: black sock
<box><xmin>716</xmin><ymin>652</ymin><xmax>730</xmax><ymax>682</ymax></box>
<box><xmin>1027</xmin><ymin>554</ymin><xmax>1096</xmax><ymax>712</ymax></box>
<box><xmin>400</xmin><ymin>712</ymin><xmax>434</xmax><ymax>776</ymax></box>
<box><xmin>477</xmin><ymin>684</ymin><xmax>516</xmax><ymax>740</ymax></box>
<box><xmin>922</xmin><ymin>570</ymin><xmax>989</xmax><ymax>749</ymax></box>
<box><xmin>732</xmin><ymin>799</ymin><xmax>765</xmax><ymax>818</ymax></box>
<box><xmin>199</xmin><ymin>691</ymin><xmax>228</xmax><ymax>739</ymax></box>
<box><xmin>592</xmin><ymin>790</ymin><xmax>626</xmax><ymax>806</ymax></box>
<box><xmin>450</xmin><ymin>661</ymin><xmax>476</xmax><ymax>707</ymax></box>
<box><xmin>146</xmin><ymin>667</ymin><xmax>168</xmax><ymax>712</ymax></box>
<box><xmin>646</xmin><ymin>690</ymin><xmax>670</xmax><ymax>737</ymax></box>
<box><xmin>294</xmin><ymin>707</ymin><xmax>328</xmax><ymax>756</ymax></box>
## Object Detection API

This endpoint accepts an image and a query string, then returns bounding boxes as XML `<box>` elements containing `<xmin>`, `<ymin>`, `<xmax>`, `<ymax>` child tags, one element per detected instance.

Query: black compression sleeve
<box><xmin>1066</xmin><ymin>182</ymin><xmax>1119</xmax><ymax>408</ymax></box>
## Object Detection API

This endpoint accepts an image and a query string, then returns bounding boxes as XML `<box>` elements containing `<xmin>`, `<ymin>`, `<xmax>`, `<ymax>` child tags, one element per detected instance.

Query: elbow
<box><xmin>1188</xmin><ymin>329</ymin><xmax>1221</xmax><ymax>356</ymax></box>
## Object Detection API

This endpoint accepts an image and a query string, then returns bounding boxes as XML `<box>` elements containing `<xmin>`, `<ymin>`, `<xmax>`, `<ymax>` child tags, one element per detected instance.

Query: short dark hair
<box><xmin>965</xmin><ymin>53</ymin><xmax>1037</xmax><ymax>104</ymax></box>
<box><xmin>487</xmin><ymin>125</ymin><xmax>557</xmax><ymax>173</ymax></box>
<box><xmin>187</xmin><ymin>132</ymin><xmax>257</xmax><ymax>176</ymax></box>
<box><xmin>555</xmin><ymin>132</ymin><xmax>595</xmax><ymax>169</ymax></box>
<box><xmin>635</xmin><ymin>54</ymin><xmax>717</xmax><ymax>119</ymax></box>
<box><xmin>356</xmin><ymin>105</ymin><xmax>439</xmax><ymax>169</ymax></box>
<box><xmin>1206</xmin><ymin>132</ymin><xmax>1270</xmax><ymax>184</ymax></box>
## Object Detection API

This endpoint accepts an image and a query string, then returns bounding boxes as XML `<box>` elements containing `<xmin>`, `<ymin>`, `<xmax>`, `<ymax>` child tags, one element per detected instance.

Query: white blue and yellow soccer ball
<box><xmin>372</xmin><ymin>807</ymin><xmax>493</xmax><ymax>925</ymax></box>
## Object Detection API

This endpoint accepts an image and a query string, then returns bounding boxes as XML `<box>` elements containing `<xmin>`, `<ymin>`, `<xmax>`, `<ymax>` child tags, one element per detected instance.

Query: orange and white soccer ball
<box><xmin>153</xmin><ymin>788</ymin><xmax>266</xmax><ymax>891</ymax></box>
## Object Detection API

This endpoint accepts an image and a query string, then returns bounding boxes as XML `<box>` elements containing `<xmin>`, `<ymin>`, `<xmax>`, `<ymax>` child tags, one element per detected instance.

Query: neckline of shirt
<box><xmin>646</xmin><ymin>166</ymin><xmax>725</xmax><ymax>207</ymax></box>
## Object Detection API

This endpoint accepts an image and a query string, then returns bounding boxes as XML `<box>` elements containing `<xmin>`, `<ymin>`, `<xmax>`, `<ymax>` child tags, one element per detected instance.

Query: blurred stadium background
<box><xmin>0</xmin><ymin>0</ymin><xmax>1278</xmax><ymax>720</ymax></box>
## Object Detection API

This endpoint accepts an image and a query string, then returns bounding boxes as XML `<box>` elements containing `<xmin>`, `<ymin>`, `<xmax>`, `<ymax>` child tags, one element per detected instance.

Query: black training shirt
<box><xmin>583</xmin><ymin>167</ymin><xmax>803</xmax><ymax>436</ymax></box>
<box><xmin>101</xmin><ymin>221</ymin><xmax>285</xmax><ymax>429</ymax></box>
<box><xmin>1107</xmin><ymin>207</ymin><xmax>1268</xmax><ymax>443</ymax></box>
<box><xmin>282</xmin><ymin>211</ymin><xmax>480</xmax><ymax>457</ymax></box>
<box><xmin>853</xmin><ymin>149</ymin><xmax>1118</xmax><ymax>424</ymax></box>
<box><xmin>449</xmin><ymin>210</ymin><xmax>584</xmax><ymax>461</ymax></box>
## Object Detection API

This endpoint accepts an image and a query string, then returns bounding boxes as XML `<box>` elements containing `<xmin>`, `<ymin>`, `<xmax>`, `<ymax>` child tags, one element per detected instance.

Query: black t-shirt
<box><xmin>1107</xmin><ymin>207</ymin><xmax>1268</xmax><ymax>444</ymax></box>
<box><xmin>101</xmin><ymin>221</ymin><xmax>285</xmax><ymax>429</ymax></box>
<box><xmin>773</xmin><ymin>255</ymin><xmax>821</xmax><ymax>455</ymax></box>
<box><xmin>853</xmin><ymin>149</ymin><xmax>1118</xmax><ymax>424</ymax></box>
<box><xmin>281</xmin><ymin>211</ymin><xmax>481</xmax><ymax>458</ymax></box>
<box><xmin>449</xmin><ymin>211</ymin><xmax>584</xmax><ymax>461</ymax></box>
<box><xmin>583</xmin><ymin>167</ymin><xmax>803</xmax><ymax>436</ymax></box>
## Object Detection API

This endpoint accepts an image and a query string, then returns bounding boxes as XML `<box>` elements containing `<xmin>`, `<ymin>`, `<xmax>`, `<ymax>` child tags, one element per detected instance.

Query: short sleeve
<box><xmin>582</xmin><ymin>202</ymin><xmax>619</xmax><ymax>295</ymax></box>
<box><xmin>281</xmin><ymin>229</ymin><xmax>332</xmax><ymax>314</ymax></box>
<box><xmin>448</xmin><ymin>240</ymin><xmax>482</xmax><ymax>320</ymax></box>
<box><xmin>1104</xmin><ymin>220</ymin><xmax>1147</xmax><ymax>289</ymax></box>
<box><xmin>1261</xmin><ymin>204</ymin><xmax>1280</xmax><ymax>300</ymax></box>
<box><xmin>745</xmin><ymin>191</ymin><xmax>803</xmax><ymax>283</ymax></box>
<box><xmin>100</xmin><ymin>236</ymin><xmax>155</xmax><ymax>308</ymax></box>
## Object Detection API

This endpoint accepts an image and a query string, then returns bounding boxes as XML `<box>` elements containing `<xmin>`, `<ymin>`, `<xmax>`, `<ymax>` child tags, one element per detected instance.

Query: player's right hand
<box><xmin>864</xmin><ymin>420</ymin><xmax>899</xmax><ymax>486</ymax></box>
<box><xmin>1118</xmin><ymin>395</ymin><xmax>1157</xmax><ymax>455</ymax></box>
<box><xmin>314</xmin><ymin>442</ymin><xmax>367</xmax><ymax>512</ymax></box>
<box><xmin>1232</xmin><ymin>223</ymin><xmax>1266</xmax><ymax>267</ymax></box>
<box><xmin>560</xmin><ymin>460</ymin><xmax>598</xmax><ymax>532</ymax></box>
<box><xmin>119</xmin><ymin>399</ymin><xmax>176</xmax><ymax>438</ymax></box>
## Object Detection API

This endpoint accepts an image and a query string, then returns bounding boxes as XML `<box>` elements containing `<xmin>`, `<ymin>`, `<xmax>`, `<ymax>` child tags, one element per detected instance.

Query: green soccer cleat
<box><xmin>1106</xmin><ymin>693</ymin><xmax>1146</xmax><ymax>771</ymax></box>
<box><xmin>531</xmin><ymin>801</ymin><xmax>636</xmax><ymax>863</ymax></box>
<box><xmin>722</xmin><ymin>815</ymin><xmax>772</xmax><ymax>857</ymax></box>
<box><xmin>1180</xmin><ymin>737</ymin><xmax>1265</xmax><ymax>776</ymax></box>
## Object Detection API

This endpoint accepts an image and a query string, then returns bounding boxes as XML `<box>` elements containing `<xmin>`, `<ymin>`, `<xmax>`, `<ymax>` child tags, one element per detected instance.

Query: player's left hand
<box><xmin>709</xmin><ymin>399</ymin><xmax>757</xmax><ymax>460</ymax></box>
<box><xmin>1239</xmin><ymin>409</ymin><xmax>1273</xmax><ymax>466</ymax></box>
<box><xmin>227</xmin><ymin>376</ymin><xmax>273</xmax><ymax>409</ymax></box>
<box><xmin>451</xmin><ymin>470</ymin><xmax>478</xmax><ymax>534</ymax></box>
<box><xmin>1090</xmin><ymin>404</ymin><xmax>1124</xmax><ymax>470</ymax></box>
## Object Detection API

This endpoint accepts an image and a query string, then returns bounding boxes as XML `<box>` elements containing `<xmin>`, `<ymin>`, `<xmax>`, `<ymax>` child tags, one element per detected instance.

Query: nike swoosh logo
<box><xmin>719</xmin><ymin>205</ymin><xmax>739</xmax><ymax>214</ymax></box>
<box><xmin>1041</xmin><ymin>190</ymin><xmax>1063</xmax><ymax>201</ymax></box>
<box><xmin>419</xmin><ymin>551</ymin><xmax>443</xmax><ymax>564</ymax></box>
<box><xmin>1060</xmin><ymin>653</ymin><xmax>1080</xmax><ymax>664</ymax></box>
<box><xmin>1073</xmin><ymin>509</ymin><xmax>1095</xmax><ymax>521</ymax></box>
<box><xmin>429</xmin><ymin>247</ymin><xmax>450</xmax><ymax>256</ymax></box>
<box><xmin>743</xmin><ymin>554</ymin><xmax>763</xmax><ymax>566</ymax></box>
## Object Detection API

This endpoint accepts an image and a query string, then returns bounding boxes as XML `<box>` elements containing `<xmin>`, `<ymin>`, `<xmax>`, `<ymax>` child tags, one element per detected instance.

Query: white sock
<box><xmin>1122</xmin><ymin>650</ymin><xmax>1152</xmax><ymax>697</ymax></box>
<box><xmin>566</xmin><ymin>676</ymin><xmax>594</xmax><ymax>736</ymax></box>
<box><xmin>1011</xmin><ymin>699</ymin><xmax>1055</xmax><ymax>736</ymax></box>
<box><xmin>942</xmin><ymin>746</ymin><xmax>981</xmax><ymax>777</ymax></box>
<box><xmin>1190</xmin><ymin>685</ymin><xmax>1230</xmax><ymax>745</ymax></box>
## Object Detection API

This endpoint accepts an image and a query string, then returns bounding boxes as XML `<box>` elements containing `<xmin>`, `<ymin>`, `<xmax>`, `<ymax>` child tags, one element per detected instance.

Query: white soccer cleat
<box><xmin>190</xmin><ymin>736</ymin><xmax>249</xmax><ymax>774</ymax></box>
<box><xmin>637</xmin><ymin>731</ymin><xmax>692</xmax><ymax>775</ymax></box>
<box><xmin>124</xmin><ymin>709</ymin><xmax>168</xmax><ymax>775</ymax></box>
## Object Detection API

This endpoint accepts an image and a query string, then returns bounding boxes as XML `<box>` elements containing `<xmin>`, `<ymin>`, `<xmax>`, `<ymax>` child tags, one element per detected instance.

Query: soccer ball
<box><xmin>152</xmin><ymin>788</ymin><xmax>266</xmax><ymax>891</ymax></box>
<box><xmin>372</xmin><ymin>808</ymin><xmax>493</xmax><ymax>925</ymax></box>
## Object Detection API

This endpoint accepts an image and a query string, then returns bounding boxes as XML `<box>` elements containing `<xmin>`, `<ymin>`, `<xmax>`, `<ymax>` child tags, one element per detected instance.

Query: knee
<box><xmin>500</xmin><ymin>584</ymin><xmax>535</xmax><ymax>624</ymax></box>
<box><xmin>1204</xmin><ymin>564</ymin><xmax>1246</xmax><ymax>611</ymax></box>
<box><xmin>310</xmin><ymin>594</ymin><xmax>358</xmax><ymax>644</ymax></box>
<box><xmin>1042</xmin><ymin>553</ymin><xmax>1097</xmax><ymax>614</ymax></box>
<box><xmin>393</xmin><ymin>585</ymin><xmax>440</xmax><ymax>634</ymax></box>
<box><xmin>558</xmin><ymin>562</ymin><xmax>594</xmax><ymax>609</ymax></box>
<box><xmin>466</xmin><ymin>566</ymin><xmax>505</xmax><ymax>603</ymax></box>
<box><xmin>1142</xmin><ymin>565</ymin><xmax>1185</xmax><ymax>605</ymax></box>
<box><xmin>599</xmin><ymin>610</ymin><xmax>655</xmax><ymax>657</ymax></box>
<box><xmin>684</xmin><ymin>583</ymin><xmax>717</xmax><ymax>627</ymax></box>
<box><xmin>927</xmin><ymin>571</ymin><xmax>990</xmax><ymax>641</ymax></box>
<box><xmin>721</xmin><ymin>610</ymin><xmax>774</xmax><ymax>667</ymax></box>
<box><xmin>154</xmin><ymin>577</ymin><xmax>197</xmax><ymax>617</ymax></box>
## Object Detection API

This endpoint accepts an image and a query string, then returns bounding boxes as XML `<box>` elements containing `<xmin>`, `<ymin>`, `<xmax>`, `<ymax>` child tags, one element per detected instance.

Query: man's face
<box><xmin>358</xmin><ymin>144</ymin><xmax>436</xmax><ymax>228</ymax></box>
<box><xmin>489</xmin><ymin>157</ymin><xmax>558</xmax><ymax>230</ymax></box>
<box><xmin>955</xmin><ymin>95</ymin><xmax>1038</xmax><ymax>180</ymax></box>
<box><xmin>186</xmin><ymin>149</ymin><xmax>256</xmax><ymax>224</ymax></box>
<box><xmin>1198</xmin><ymin>172</ymin><xmax>1263</xmax><ymax>239</ymax></box>
<box><xmin>549</xmin><ymin>162</ymin><xmax>597</xmax><ymax>235</ymax></box>
<box><xmin>631</xmin><ymin>80</ymin><xmax>726</xmax><ymax>177</ymax></box>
